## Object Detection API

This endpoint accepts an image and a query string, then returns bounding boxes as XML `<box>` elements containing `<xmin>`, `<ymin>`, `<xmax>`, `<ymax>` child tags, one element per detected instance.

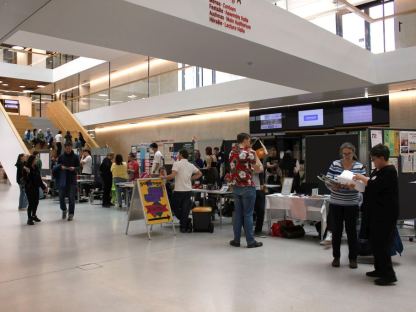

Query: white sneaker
<box><xmin>320</xmin><ymin>232</ymin><xmax>332</xmax><ymax>246</ymax></box>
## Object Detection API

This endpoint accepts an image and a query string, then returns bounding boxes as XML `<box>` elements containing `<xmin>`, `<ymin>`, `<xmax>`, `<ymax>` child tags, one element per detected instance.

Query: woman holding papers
<box><xmin>326</xmin><ymin>143</ymin><xmax>366</xmax><ymax>269</ymax></box>
<box><xmin>354</xmin><ymin>144</ymin><xmax>399</xmax><ymax>286</ymax></box>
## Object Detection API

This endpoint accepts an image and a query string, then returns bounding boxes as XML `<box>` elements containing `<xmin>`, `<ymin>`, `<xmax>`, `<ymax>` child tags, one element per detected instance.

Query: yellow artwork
<box><xmin>138</xmin><ymin>179</ymin><xmax>173</xmax><ymax>225</ymax></box>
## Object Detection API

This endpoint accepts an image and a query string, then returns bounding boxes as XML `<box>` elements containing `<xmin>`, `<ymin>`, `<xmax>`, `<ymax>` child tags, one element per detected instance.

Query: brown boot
<box><xmin>349</xmin><ymin>259</ymin><xmax>358</xmax><ymax>269</ymax></box>
<box><xmin>332</xmin><ymin>258</ymin><xmax>340</xmax><ymax>267</ymax></box>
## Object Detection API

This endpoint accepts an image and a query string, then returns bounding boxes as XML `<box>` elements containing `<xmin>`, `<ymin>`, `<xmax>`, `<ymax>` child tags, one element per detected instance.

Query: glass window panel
<box><xmin>342</xmin><ymin>13</ymin><xmax>366</xmax><ymax>49</ymax></box>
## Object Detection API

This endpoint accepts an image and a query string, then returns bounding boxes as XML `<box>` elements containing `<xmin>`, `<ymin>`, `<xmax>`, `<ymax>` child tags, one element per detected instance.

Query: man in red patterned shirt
<box><xmin>228</xmin><ymin>133</ymin><xmax>264</xmax><ymax>248</ymax></box>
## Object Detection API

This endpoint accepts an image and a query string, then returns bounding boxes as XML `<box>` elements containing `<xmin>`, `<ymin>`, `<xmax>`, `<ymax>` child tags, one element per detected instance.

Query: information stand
<box><xmin>125</xmin><ymin>178</ymin><xmax>176</xmax><ymax>239</ymax></box>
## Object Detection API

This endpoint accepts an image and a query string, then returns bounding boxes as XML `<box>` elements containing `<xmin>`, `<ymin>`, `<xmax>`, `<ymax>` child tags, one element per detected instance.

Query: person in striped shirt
<box><xmin>326</xmin><ymin>142</ymin><xmax>366</xmax><ymax>269</ymax></box>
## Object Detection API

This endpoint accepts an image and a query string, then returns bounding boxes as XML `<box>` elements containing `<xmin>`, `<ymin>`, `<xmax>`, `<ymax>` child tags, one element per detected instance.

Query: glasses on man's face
<box><xmin>343</xmin><ymin>153</ymin><xmax>353</xmax><ymax>157</ymax></box>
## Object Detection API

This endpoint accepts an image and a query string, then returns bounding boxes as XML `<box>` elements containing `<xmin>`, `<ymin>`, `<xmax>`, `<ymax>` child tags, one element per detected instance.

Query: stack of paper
<box><xmin>335</xmin><ymin>170</ymin><xmax>365</xmax><ymax>192</ymax></box>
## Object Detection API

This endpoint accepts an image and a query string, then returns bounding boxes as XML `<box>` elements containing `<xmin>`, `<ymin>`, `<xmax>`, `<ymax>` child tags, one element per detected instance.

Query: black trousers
<box><xmin>331</xmin><ymin>204</ymin><xmax>359</xmax><ymax>260</ymax></box>
<box><xmin>26</xmin><ymin>188</ymin><xmax>39</xmax><ymax>220</ymax></box>
<box><xmin>254</xmin><ymin>190</ymin><xmax>265</xmax><ymax>233</ymax></box>
<box><xmin>172</xmin><ymin>191</ymin><xmax>192</xmax><ymax>229</ymax></box>
<box><xmin>370</xmin><ymin>221</ymin><xmax>396</xmax><ymax>278</ymax></box>
<box><xmin>102</xmin><ymin>177</ymin><xmax>112</xmax><ymax>206</ymax></box>
<box><xmin>56</xmin><ymin>142</ymin><xmax>62</xmax><ymax>156</ymax></box>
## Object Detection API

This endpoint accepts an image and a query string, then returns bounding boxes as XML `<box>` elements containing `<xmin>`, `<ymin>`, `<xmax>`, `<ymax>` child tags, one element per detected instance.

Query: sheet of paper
<box><xmin>389</xmin><ymin>157</ymin><xmax>399</xmax><ymax>174</ymax></box>
<box><xmin>401</xmin><ymin>154</ymin><xmax>414</xmax><ymax>173</ymax></box>
<box><xmin>408</xmin><ymin>132</ymin><xmax>416</xmax><ymax>153</ymax></box>
<box><xmin>370</xmin><ymin>130</ymin><xmax>383</xmax><ymax>147</ymax></box>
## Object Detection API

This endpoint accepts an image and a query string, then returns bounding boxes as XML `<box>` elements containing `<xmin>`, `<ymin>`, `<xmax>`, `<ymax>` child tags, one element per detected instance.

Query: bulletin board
<box><xmin>368</xmin><ymin>128</ymin><xmax>416</xmax><ymax>220</ymax></box>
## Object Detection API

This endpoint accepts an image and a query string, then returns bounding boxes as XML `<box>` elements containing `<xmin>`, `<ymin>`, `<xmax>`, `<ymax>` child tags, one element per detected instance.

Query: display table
<box><xmin>265</xmin><ymin>193</ymin><xmax>329</xmax><ymax>238</ymax></box>
<box><xmin>192</xmin><ymin>188</ymin><xmax>233</xmax><ymax>227</ymax></box>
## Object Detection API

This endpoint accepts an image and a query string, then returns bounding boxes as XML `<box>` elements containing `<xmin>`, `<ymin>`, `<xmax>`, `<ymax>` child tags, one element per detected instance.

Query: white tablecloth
<box><xmin>265</xmin><ymin>193</ymin><xmax>329</xmax><ymax>237</ymax></box>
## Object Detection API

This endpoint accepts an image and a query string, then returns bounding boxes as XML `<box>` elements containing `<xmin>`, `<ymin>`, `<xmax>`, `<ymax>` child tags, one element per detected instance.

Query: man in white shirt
<box><xmin>150</xmin><ymin>143</ymin><xmax>164</xmax><ymax>176</ymax></box>
<box><xmin>163</xmin><ymin>149</ymin><xmax>202</xmax><ymax>233</ymax></box>
<box><xmin>55</xmin><ymin>130</ymin><xmax>63</xmax><ymax>156</ymax></box>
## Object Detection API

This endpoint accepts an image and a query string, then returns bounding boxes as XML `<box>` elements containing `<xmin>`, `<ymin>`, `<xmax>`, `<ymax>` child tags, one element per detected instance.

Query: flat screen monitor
<box><xmin>2</xmin><ymin>99</ymin><xmax>19</xmax><ymax>113</ymax></box>
<box><xmin>260</xmin><ymin>113</ymin><xmax>282</xmax><ymax>130</ymax></box>
<box><xmin>343</xmin><ymin>104</ymin><xmax>373</xmax><ymax>124</ymax></box>
<box><xmin>298</xmin><ymin>109</ymin><xmax>324</xmax><ymax>127</ymax></box>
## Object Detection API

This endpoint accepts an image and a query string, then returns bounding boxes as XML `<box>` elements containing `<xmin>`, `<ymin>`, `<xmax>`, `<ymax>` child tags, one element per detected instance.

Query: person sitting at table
<box><xmin>325</xmin><ymin>142</ymin><xmax>366</xmax><ymax>269</ymax></box>
<box><xmin>162</xmin><ymin>149</ymin><xmax>202</xmax><ymax>233</ymax></box>
<box><xmin>354</xmin><ymin>144</ymin><xmax>399</xmax><ymax>286</ymax></box>
<box><xmin>111</xmin><ymin>154</ymin><xmax>128</xmax><ymax>209</ymax></box>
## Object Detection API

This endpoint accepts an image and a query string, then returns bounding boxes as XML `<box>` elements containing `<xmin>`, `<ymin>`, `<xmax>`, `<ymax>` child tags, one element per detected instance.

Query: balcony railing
<box><xmin>0</xmin><ymin>45</ymin><xmax>78</xmax><ymax>69</ymax></box>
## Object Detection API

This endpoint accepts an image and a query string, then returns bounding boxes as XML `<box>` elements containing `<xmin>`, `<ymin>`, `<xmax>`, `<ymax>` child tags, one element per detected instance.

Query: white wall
<box><xmin>395</xmin><ymin>0</ymin><xmax>416</xmax><ymax>49</ymax></box>
<box><xmin>389</xmin><ymin>90</ymin><xmax>416</xmax><ymax>129</ymax></box>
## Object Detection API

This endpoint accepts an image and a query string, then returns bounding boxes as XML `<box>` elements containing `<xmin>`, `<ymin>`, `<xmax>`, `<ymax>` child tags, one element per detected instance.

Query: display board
<box><xmin>173</xmin><ymin>142</ymin><xmax>195</xmax><ymax>163</ymax></box>
<box><xmin>305</xmin><ymin>134</ymin><xmax>360</xmax><ymax>194</ymax></box>
<box><xmin>369</xmin><ymin>128</ymin><xmax>416</xmax><ymax>220</ymax></box>
<box><xmin>40</xmin><ymin>152</ymin><xmax>50</xmax><ymax>170</ymax></box>
<box><xmin>125</xmin><ymin>178</ymin><xmax>175</xmax><ymax>239</ymax></box>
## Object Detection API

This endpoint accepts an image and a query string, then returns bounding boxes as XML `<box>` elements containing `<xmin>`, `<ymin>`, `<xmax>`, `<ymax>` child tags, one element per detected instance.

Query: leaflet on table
<box><xmin>334</xmin><ymin>170</ymin><xmax>365</xmax><ymax>192</ymax></box>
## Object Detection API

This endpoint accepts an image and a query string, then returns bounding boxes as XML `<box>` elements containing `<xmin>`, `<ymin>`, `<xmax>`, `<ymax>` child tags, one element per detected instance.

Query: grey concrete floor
<box><xmin>0</xmin><ymin>183</ymin><xmax>415</xmax><ymax>312</ymax></box>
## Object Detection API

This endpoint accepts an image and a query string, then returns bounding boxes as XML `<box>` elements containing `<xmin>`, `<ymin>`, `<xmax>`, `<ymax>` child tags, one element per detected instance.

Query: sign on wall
<box><xmin>208</xmin><ymin>0</ymin><xmax>252</xmax><ymax>34</ymax></box>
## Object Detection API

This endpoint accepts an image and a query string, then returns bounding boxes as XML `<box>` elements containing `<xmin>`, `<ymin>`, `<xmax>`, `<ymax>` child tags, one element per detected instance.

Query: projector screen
<box><xmin>343</xmin><ymin>105</ymin><xmax>373</xmax><ymax>124</ymax></box>
<box><xmin>298</xmin><ymin>109</ymin><xmax>324</xmax><ymax>127</ymax></box>
<box><xmin>260</xmin><ymin>113</ymin><xmax>282</xmax><ymax>130</ymax></box>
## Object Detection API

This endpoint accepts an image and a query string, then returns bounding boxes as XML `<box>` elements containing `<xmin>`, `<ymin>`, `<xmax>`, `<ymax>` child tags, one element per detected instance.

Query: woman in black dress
<box><xmin>23</xmin><ymin>155</ymin><xmax>48</xmax><ymax>225</ymax></box>
<box><xmin>354</xmin><ymin>144</ymin><xmax>399</xmax><ymax>286</ymax></box>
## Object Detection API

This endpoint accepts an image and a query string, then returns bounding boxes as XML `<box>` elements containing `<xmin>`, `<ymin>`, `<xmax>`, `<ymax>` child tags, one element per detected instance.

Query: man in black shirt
<box><xmin>54</xmin><ymin>142</ymin><xmax>80</xmax><ymax>221</ymax></box>
<box><xmin>354</xmin><ymin>144</ymin><xmax>399</xmax><ymax>286</ymax></box>
<box><xmin>100</xmin><ymin>153</ymin><xmax>114</xmax><ymax>207</ymax></box>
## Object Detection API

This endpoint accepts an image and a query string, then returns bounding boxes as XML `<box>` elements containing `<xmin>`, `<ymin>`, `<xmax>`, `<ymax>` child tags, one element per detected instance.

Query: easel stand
<box><xmin>125</xmin><ymin>178</ymin><xmax>176</xmax><ymax>240</ymax></box>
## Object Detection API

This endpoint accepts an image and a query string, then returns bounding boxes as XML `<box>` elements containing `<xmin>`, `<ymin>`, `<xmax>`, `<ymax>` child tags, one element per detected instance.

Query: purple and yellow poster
<box><xmin>138</xmin><ymin>179</ymin><xmax>173</xmax><ymax>225</ymax></box>
<box><xmin>384</xmin><ymin>130</ymin><xmax>400</xmax><ymax>157</ymax></box>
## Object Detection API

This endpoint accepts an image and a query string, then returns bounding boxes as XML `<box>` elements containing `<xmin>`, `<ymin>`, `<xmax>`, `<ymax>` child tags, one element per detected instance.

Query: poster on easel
<box><xmin>125</xmin><ymin>178</ymin><xmax>175</xmax><ymax>239</ymax></box>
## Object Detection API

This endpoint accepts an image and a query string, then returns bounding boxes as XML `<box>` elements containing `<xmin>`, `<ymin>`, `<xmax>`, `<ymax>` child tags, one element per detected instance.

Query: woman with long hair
<box><xmin>111</xmin><ymin>154</ymin><xmax>128</xmax><ymax>208</ymax></box>
<box><xmin>15</xmin><ymin>154</ymin><xmax>28</xmax><ymax>210</ymax></box>
<box><xmin>23</xmin><ymin>155</ymin><xmax>48</xmax><ymax>225</ymax></box>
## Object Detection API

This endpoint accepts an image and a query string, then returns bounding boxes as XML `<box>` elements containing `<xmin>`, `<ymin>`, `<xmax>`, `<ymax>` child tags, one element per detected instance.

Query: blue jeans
<box><xmin>18</xmin><ymin>183</ymin><xmax>28</xmax><ymax>209</ymax></box>
<box><xmin>59</xmin><ymin>185</ymin><xmax>76</xmax><ymax>215</ymax></box>
<box><xmin>232</xmin><ymin>186</ymin><xmax>256</xmax><ymax>245</ymax></box>
<box><xmin>113</xmin><ymin>177</ymin><xmax>127</xmax><ymax>207</ymax></box>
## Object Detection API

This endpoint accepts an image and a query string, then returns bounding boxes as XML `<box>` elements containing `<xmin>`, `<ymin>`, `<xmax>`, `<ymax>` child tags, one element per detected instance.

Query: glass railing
<box><xmin>61</xmin><ymin>64</ymin><xmax>243</xmax><ymax>113</ymax></box>
<box><xmin>0</xmin><ymin>45</ymin><xmax>78</xmax><ymax>69</ymax></box>
<box><xmin>272</xmin><ymin>0</ymin><xmax>411</xmax><ymax>54</ymax></box>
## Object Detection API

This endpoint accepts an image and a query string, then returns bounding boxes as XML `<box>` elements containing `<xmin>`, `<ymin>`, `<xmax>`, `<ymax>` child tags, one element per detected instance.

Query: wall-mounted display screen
<box><xmin>260</xmin><ymin>113</ymin><xmax>282</xmax><ymax>130</ymax></box>
<box><xmin>2</xmin><ymin>99</ymin><xmax>19</xmax><ymax>113</ymax></box>
<box><xmin>343</xmin><ymin>105</ymin><xmax>373</xmax><ymax>124</ymax></box>
<box><xmin>298</xmin><ymin>109</ymin><xmax>324</xmax><ymax>127</ymax></box>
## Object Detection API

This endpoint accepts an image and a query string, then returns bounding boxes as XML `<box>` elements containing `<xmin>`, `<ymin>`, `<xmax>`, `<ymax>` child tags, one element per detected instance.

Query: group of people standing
<box><xmin>24</xmin><ymin>128</ymin><xmax>86</xmax><ymax>157</ymax></box>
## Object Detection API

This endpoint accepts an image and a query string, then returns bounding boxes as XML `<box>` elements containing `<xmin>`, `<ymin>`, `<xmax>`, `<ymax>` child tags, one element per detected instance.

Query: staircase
<box><xmin>46</xmin><ymin>101</ymin><xmax>99</xmax><ymax>149</ymax></box>
<box><xmin>8</xmin><ymin>115</ymin><xmax>33</xmax><ymax>137</ymax></box>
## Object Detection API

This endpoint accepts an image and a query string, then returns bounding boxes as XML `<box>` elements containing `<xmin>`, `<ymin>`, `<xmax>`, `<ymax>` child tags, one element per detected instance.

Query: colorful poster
<box><xmin>400</xmin><ymin>131</ymin><xmax>410</xmax><ymax>155</ymax></box>
<box><xmin>408</xmin><ymin>132</ymin><xmax>416</xmax><ymax>153</ymax></box>
<box><xmin>384</xmin><ymin>130</ymin><xmax>400</xmax><ymax>157</ymax></box>
<box><xmin>370</xmin><ymin>130</ymin><xmax>383</xmax><ymax>147</ymax></box>
<box><xmin>138</xmin><ymin>179</ymin><xmax>173</xmax><ymax>225</ymax></box>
